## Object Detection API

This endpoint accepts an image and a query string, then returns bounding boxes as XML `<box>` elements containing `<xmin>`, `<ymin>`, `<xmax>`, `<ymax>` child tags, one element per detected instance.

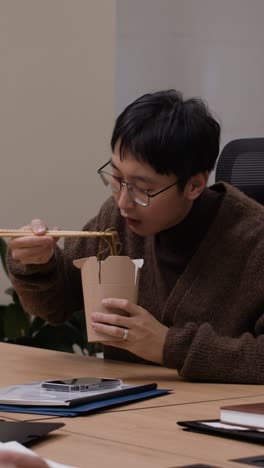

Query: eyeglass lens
<box><xmin>99</xmin><ymin>172</ymin><xmax>149</xmax><ymax>206</ymax></box>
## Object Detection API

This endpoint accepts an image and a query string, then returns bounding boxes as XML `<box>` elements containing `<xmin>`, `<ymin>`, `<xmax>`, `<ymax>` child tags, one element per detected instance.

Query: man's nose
<box><xmin>117</xmin><ymin>185</ymin><xmax>135</xmax><ymax>210</ymax></box>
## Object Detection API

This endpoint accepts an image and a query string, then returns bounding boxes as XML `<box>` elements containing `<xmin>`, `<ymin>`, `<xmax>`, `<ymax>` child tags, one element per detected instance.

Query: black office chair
<box><xmin>215</xmin><ymin>138</ymin><xmax>264</xmax><ymax>204</ymax></box>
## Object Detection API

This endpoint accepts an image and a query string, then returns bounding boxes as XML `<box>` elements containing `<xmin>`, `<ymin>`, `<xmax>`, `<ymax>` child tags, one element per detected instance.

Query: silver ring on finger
<box><xmin>122</xmin><ymin>328</ymin><xmax>128</xmax><ymax>341</ymax></box>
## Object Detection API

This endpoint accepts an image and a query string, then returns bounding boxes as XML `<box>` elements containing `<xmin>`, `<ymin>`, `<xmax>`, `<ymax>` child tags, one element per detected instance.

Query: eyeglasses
<box><xmin>97</xmin><ymin>161</ymin><xmax>179</xmax><ymax>207</ymax></box>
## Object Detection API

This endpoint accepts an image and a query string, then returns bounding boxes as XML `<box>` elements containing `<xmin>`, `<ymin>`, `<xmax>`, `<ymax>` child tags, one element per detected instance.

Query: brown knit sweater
<box><xmin>7</xmin><ymin>182</ymin><xmax>264</xmax><ymax>383</ymax></box>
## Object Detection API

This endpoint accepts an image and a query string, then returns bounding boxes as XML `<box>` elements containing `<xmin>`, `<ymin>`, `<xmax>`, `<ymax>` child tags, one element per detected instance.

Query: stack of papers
<box><xmin>0</xmin><ymin>381</ymin><xmax>169</xmax><ymax>417</ymax></box>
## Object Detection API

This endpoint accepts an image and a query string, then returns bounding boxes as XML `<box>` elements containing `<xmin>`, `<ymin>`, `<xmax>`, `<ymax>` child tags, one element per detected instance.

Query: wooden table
<box><xmin>1</xmin><ymin>343</ymin><xmax>264</xmax><ymax>468</ymax></box>
<box><xmin>2</xmin><ymin>343</ymin><xmax>263</xmax><ymax>407</ymax></box>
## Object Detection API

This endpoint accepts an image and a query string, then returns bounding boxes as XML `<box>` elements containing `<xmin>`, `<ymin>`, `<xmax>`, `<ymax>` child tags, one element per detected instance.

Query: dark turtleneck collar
<box><xmin>155</xmin><ymin>186</ymin><xmax>224</xmax><ymax>294</ymax></box>
<box><xmin>156</xmin><ymin>187</ymin><xmax>223</xmax><ymax>250</ymax></box>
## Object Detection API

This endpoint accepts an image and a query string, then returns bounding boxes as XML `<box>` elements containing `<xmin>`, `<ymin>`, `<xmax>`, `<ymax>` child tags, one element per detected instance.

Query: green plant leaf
<box><xmin>28</xmin><ymin>316</ymin><xmax>46</xmax><ymax>336</ymax></box>
<box><xmin>25</xmin><ymin>321</ymin><xmax>87</xmax><ymax>353</ymax></box>
<box><xmin>0</xmin><ymin>238</ymin><xmax>8</xmax><ymax>275</ymax></box>
<box><xmin>4</xmin><ymin>287</ymin><xmax>20</xmax><ymax>303</ymax></box>
<box><xmin>3</xmin><ymin>304</ymin><xmax>31</xmax><ymax>340</ymax></box>
<box><xmin>0</xmin><ymin>305</ymin><xmax>6</xmax><ymax>340</ymax></box>
<box><xmin>4</xmin><ymin>288</ymin><xmax>14</xmax><ymax>297</ymax></box>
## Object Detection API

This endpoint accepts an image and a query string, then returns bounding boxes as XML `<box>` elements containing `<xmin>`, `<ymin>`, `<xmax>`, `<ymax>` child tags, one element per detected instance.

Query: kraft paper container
<box><xmin>73</xmin><ymin>256</ymin><xmax>143</xmax><ymax>342</ymax></box>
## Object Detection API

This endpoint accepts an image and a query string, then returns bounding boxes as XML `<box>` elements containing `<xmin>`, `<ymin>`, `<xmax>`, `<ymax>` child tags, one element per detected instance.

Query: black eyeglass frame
<box><xmin>97</xmin><ymin>160</ymin><xmax>179</xmax><ymax>207</ymax></box>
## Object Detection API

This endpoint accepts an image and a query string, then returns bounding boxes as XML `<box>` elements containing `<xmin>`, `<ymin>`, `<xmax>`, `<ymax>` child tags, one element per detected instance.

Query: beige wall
<box><xmin>0</xmin><ymin>0</ymin><xmax>116</xmax><ymax>303</ymax></box>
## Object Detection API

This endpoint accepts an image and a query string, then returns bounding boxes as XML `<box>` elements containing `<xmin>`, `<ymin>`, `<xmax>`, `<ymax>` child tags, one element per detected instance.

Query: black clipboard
<box><xmin>0</xmin><ymin>420</ymin><xmax>64</xmax><ymax>446</ymax></box>
<box><xmin>177</xmin><ymin>419</ymin><xmax>264</xmax><ymax>445</ymax></box>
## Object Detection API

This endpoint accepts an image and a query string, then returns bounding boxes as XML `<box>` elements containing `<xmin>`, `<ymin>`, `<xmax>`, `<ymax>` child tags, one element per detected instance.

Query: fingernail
<box><xmin>35</xmin><ymin>226</ymin><xmax>45</xmax><ymax>233</ymax></box>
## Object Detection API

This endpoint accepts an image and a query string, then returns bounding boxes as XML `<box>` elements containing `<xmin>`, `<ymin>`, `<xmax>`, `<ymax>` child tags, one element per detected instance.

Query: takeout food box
<box><xmin>73</xmin><ymin>256</ymin><xmax>144</xmax><ymax>342</ymax></box>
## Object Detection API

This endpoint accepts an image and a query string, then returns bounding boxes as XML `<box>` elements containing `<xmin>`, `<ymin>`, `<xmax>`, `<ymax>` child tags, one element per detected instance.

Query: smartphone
<box><xmin>41</xmin><ymin>377</ymin><xmax>122</xmax><ymax>392</ymax></box>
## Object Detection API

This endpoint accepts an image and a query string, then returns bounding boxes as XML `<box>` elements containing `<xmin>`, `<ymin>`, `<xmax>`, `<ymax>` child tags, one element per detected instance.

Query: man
<box><xmin>7</xmin><ymin>90</ymin><xmax>264</xmax><ymax>383</ymax></box>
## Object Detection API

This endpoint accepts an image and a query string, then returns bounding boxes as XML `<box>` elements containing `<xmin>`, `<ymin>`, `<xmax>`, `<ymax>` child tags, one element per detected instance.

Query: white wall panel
<box><xmin>117</xmin><ymin>0</ymin><xmax>264</xmax><ymax>163</ymax></box>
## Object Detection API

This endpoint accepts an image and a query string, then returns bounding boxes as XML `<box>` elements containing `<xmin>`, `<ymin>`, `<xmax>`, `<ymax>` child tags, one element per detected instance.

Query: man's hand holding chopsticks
<box><xmin>8</xmin><ymin>219</ymin><xmax>60</xmax><ymax>265</ymax></box>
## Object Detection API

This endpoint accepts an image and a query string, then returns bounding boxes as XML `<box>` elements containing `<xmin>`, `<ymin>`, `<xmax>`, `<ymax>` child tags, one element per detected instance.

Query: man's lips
<box><xmin>123</xmin><ymin>215</ymin><xmax>141</xmax><ymax>225</ymax></box>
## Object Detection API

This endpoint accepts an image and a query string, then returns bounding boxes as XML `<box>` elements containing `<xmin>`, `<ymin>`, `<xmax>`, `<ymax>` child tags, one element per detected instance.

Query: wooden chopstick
<box><xmin>0</xmin><ymin>229</ymin><xmax>115</xmax><ymax>239</ymax></box>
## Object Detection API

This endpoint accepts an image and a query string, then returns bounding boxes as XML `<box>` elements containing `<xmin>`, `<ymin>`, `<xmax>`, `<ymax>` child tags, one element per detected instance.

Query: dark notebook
<box><xmin>177</xmin><ymin>419</ymin><xmax>264</xmax><ymax>445</ymax></box>
<box><xmin>0</xmin><ymin>420</ymin><xmax>64</xmax><ymax>446</ymax></box>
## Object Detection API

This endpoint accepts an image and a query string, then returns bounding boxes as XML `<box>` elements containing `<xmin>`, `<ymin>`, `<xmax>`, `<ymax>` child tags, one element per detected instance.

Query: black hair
<box><xmin>111</xmin><ymin>89</ymin><xmax>221</xmax><ymax>190</ymax></box>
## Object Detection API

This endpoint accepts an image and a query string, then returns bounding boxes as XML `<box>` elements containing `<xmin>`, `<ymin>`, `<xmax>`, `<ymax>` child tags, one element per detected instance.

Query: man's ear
<box><xmin>184</xmin><ymin>172</ymin><xmax>209</xmax><ymax>201</ymax></box>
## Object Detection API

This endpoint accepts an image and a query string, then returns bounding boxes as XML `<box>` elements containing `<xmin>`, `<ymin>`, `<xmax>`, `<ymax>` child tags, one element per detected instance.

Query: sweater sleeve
<box><xmin>162</xmin><ymin>195</ymin><xmax>264</xmax><ymax>384</ymax></box>
<box><xmin>6</xmin><ymin>197</ymin><xmax>117</xmax><ymax>323</ymax></box>
<box><xmin>163</xmin><ymin>317</ymin><xmax>264</xmax><ymax>384</ymax></box>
